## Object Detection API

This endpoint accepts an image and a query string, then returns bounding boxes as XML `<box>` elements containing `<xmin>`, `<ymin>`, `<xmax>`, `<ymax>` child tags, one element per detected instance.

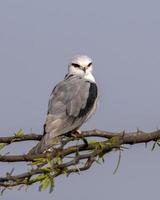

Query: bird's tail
<box><xmin>28</xmin><ymin>134</ymin><xmax>60</xmax><ymax>155</ymax></box>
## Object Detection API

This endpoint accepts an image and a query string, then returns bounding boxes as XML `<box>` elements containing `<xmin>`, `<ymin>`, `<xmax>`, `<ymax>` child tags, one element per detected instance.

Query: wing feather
<box><xmin>45</xmin><ymin>76</ymin><xmax>96</xmax><ymax>137</ymax></box>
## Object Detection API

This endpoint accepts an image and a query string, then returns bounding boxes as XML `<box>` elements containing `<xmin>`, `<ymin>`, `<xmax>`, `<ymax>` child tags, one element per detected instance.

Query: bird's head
<box><xmin>68</xmin><ymin>55</ymin><xmax>93</xmax><ymax>77</ymax></box>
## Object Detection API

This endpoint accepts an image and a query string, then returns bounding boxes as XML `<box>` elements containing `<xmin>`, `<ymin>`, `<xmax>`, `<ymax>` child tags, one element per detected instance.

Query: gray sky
<box><xmin>0</xmin><ymin>0</ymin><xmax>160</xmax><ymax>199</ymax></box>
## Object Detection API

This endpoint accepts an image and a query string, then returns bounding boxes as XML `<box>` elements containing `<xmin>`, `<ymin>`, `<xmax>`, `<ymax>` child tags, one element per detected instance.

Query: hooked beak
<box><xmin>82</xmin><ymin>67</ymin><xmax>86</xmax><ymax>73</ymax></box>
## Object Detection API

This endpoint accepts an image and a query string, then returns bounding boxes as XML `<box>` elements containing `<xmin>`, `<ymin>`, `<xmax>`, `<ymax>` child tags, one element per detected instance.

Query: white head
<box><xmin>68</xmin><ymin>55</ymin><xmax>95</xmax><ymax>82</ymax></box>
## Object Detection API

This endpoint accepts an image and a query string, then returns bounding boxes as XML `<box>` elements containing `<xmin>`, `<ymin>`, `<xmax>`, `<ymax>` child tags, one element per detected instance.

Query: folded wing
<box><xmin>45</xmin><ymin>75</ymin><xmax>97</xmax><ymax>138</ymax></box>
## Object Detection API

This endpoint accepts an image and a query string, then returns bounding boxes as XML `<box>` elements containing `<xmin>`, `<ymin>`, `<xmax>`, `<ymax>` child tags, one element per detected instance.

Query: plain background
<box><xmin>0</xmin><ymin>0</ymin><xmax>160</xmax><ymax>199</ymax></box>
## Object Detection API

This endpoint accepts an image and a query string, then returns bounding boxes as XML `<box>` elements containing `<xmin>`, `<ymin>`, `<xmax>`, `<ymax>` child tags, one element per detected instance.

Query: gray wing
<box><xmin>45</xmin><ymin>76</ymin><xmax>92</xmax><ymax>138</ymax></box>
<box><xmin>28</xmin><ymin>75</ymin><xmax>97</xmax><ymax>155</ymax></box>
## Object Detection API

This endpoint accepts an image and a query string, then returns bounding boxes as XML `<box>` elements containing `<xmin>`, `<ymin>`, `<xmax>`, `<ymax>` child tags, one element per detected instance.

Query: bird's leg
<box><xmin>61</xmin><ymin>130</ymin><xmax>88</xmax><ymax>147</ymax></box>
<box><xmin>56</xmin><ymin>136</ymin><xmax>68</xmax><ymax>148</ymax></box>
<box><xmin>72</xmin><ymin>129</ymin><xmax>88</xmax><ymax>147</ymax></box>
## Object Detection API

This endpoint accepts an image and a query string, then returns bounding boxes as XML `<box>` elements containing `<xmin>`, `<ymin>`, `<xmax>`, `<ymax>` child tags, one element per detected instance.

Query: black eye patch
<box><xmin>72</xmin><ymin>63</ymin><xmax>80</xmax><ymax>68</ymax></box>
<box><xmin>87</xmin><ymin>62</ymin><xmax>92</xmax><ymax>67</ymax></box>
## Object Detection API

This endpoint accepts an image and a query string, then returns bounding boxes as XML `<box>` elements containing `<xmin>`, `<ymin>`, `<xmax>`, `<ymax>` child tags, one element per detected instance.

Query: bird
<box><xmin>28</xmin><ymin>55</ymin><xmax>98</xmax><ymax>155</ymax></box>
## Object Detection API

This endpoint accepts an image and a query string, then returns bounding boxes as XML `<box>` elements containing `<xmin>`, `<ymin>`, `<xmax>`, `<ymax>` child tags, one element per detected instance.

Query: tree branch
<box><xmin>0</xmin><ymin>129</ymin><xmax>160</xmax><ymax>192</ymax></box>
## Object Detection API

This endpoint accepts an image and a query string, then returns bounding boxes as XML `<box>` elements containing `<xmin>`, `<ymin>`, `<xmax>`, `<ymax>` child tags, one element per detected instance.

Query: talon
<box><xmin>75</xmin><ymin>130</ymin><xmax>88</xmax><ymax>146</ymax></box>
<box><xmin>82</xmin><ymin>138</ymin><xmax>88</xmax><ymax>147</ymax></box>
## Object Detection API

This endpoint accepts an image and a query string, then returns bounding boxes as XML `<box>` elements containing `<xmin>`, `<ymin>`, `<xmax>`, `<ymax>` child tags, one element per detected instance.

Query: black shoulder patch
<box><xmin>78</xmin><ymin>82</ymin><xmax>97</xmax><ymax>118</ymax></box>
<box><xmin>43</xmin><ymin>123</ymin><xmax>46</xmax><ymax>135</ymax></box>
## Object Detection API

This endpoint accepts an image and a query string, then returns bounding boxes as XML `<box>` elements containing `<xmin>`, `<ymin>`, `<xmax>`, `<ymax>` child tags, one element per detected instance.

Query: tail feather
<box><xmin>28</xmin><ymin>134</ymin><xmax>60</xmax><ymax>155</ymax></box>
<box><xmin>28</xmin><ymin>136</ymin><xmax>48</xmax><ymax>155</ymax></box>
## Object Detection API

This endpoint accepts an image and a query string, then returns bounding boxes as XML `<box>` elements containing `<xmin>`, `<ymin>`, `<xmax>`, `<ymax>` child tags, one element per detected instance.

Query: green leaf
<box><xmin>52</xmin><ymin>156</ymin><xmax>62</xmax><ymax>165</ymax></box>
<box><xmin>14</xmin><ymin>129</ymin><xmax>24</xmax><ymax>138</ymax></box>
<box><xmin>41</xmin><ymin>167</ymin><xmax>52</xmax><ymax>173</ymax></box>
<box><xmin>39</xmin><ymin>177</ymin><xmax>50</xmax><ymax>192</ymax></box>
<box><xmin>89</xmin><ymin>141</ymin><xmax>106</xmax><ymax>150</ymax></box>
<box><xmin>0</xmin><ymin>143</ymin><xmax>6</xmax><ymax>150</ymax></box>
<box><xmin>49</xmin><ymin>177</ymin><xmax>55</xmax><ymax>193</ymax></box>
<box><xmin>0</xmin><ymin>188</ymin><xmax>6</xmax><ymax>196</ymax></box>
<box><xmin>88</xmin><ymin>140</ymin><xmax>98</xmax><ymax>145</ymax></box>
<box><xmin>38</xmin><ymin>175</ymin><xmax>55</xmax><ymax>193</ymax></box>
<box><xmin>98</xmin><ymin>142</ymin><xmax>106</xmax><ymax>149</ymax></box>
<box><xmin>32</xmin><ymin>175</ymin><xmax>46</xmax><ymax>183</ymax></box>
<box><xmin>32</xmin><ymin>158</ymin><xmax>47</xmax><ymax>166</ymax></box>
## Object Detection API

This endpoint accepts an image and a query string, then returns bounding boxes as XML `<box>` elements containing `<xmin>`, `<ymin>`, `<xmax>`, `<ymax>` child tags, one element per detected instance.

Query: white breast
<box><xmin>84</xmin><ymin>72</ymin><xmax>96</xmax><ymax>83</ymax></box>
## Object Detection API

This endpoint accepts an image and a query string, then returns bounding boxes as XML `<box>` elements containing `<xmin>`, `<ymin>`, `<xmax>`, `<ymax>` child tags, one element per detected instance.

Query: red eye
<box><xmin>72</xmin><ymin>63</ymin><xmax>80</xmax><ymax>68</ymax></box>
<box><xmin>87</xmin><ymin>62</ymin><xmax>92</xmax><ymax>67</ymax></box>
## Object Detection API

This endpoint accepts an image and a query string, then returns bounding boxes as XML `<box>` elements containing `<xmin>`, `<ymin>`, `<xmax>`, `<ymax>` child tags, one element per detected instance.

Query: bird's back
<box><xmin>45</xmin><ymin>75</ymin><xmax>97</xmax><ymax>137</ymax></box>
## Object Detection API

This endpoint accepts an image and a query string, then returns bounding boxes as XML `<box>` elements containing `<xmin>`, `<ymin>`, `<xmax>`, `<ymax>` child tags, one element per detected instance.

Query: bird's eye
<box><xmin>72</xmin><ymin>63</ymin><xmax>80</xmax><ymax>68</ymax></box>
<box><xmin>87</xmin><ymin>62</ymin><xmax>92</xmax><ymax>67</ymax></box>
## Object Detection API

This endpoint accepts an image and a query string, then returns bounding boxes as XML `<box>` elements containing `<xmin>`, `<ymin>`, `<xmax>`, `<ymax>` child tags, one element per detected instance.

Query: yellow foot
<box><xmin>71</xmin><ymin>130</ymin><xmax>88</xmax><ymax>147</ymax></box>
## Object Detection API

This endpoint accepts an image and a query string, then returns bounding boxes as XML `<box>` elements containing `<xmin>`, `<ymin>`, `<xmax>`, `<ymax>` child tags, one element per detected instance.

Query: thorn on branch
<box><xmin>0</xmin><ymin>129</ymin><xmax>160</xmax><ymax>192</ymax></box>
